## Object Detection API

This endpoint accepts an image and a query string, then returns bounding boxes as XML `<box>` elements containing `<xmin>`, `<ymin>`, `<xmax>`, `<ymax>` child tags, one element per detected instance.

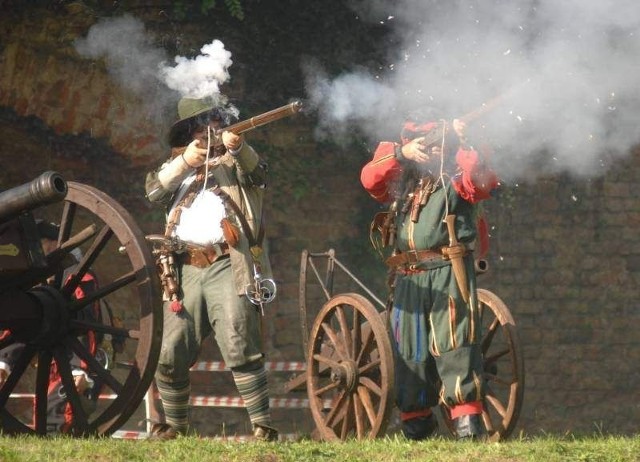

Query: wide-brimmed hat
<box><xmin>167</xmin><ymin>97</ymin><xmax>219</xmax><ymax>147</ymax></box>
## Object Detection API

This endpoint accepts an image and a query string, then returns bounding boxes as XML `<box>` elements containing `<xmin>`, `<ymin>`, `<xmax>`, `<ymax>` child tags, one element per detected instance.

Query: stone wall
<box><xmin>1</xmin><ymin>2</ymin><xmax>639</xmax><ymax>438</ymax></box>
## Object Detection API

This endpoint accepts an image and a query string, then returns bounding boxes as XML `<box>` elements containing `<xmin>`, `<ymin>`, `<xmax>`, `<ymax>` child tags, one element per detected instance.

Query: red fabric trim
<box><xmin>400</xmin><ymin>408</ymin><xmax>432</xmax><ymax>421</ymax></box>
<box><xmin>450</xmin><ymin>401</ymin><xmax>483</xmax><ymax>419</ymax></box>
<box><xmin>400</xmin><ymin>121</ymin><xmax>438</xmax><ymax>144</ymax></box>
<box><xmin>452</xmin><ymin>147</ymin><xmax>498</xmax><ymax>204</ymax></box>
<box><xmin>360</xmin><ymin>141</ymin><xmax>403</xmax><ymax>203</ymax></box>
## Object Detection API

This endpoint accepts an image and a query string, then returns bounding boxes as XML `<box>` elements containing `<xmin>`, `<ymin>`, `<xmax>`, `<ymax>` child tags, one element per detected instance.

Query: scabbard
<box><xmin>442</xmin><ymin>244</ymin><xmax>470</xmax><ymax>303</ymax></box>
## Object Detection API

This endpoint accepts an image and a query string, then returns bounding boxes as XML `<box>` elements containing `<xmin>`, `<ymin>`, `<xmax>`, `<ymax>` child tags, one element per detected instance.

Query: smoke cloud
<box><xmin>305</xmin><ymin>0</ymin><xmax>640</xmax><ymax>181</ymax></box>
<box><xmin>74</xmin><ymin>15</ymin><xmax>236</xmax><ymax>127</ymax></box>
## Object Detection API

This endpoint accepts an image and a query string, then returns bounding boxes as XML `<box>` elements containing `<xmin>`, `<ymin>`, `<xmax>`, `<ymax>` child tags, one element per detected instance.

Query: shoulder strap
<box><xmin>209</xmin><ymin>185</ymin><xmax>264</xmax><ymax>248</ymax></box>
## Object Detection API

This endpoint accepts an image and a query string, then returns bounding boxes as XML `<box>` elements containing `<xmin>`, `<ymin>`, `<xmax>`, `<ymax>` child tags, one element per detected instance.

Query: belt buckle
<box><xmin>405</xmin><ymin>250</ymin><xmax>419</xmax><ymax>265</ymax></box>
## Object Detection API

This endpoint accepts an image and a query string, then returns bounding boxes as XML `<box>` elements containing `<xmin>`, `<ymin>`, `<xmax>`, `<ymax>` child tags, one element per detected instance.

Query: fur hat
<box><xmin>168</xmin><ymin>97</ymin><xmax>238</xmax><ymax>147</ymax></box>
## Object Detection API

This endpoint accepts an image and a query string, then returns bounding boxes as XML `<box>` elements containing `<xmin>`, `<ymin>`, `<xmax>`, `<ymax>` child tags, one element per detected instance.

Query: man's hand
<box><xmin>221</xmin><ymin>131</ymin><xmax>243</xmax><ymax>152</ymax></box>
<box><xmin>182</xmin><ymin>139</ymin><xmax>209</xmax><ymax>168</ymax></box>
<box><xmin>401</xmin><ymin>137</ymin><xmax>430</xmax><ymax>163</ymax></box>
<box><xmin>74</xmin><ymin>373</ymin><xmax>90</xmax><ymax>394</ymax></box>
<box><xmin>452</xmin><ymin>119</ymin><xmax>468</xmax><ymax>144</ymax></box>
<box><xmin>401</xmin><ymin>137</ymin><xmax>443</xmax><ymax>164</ymax></box>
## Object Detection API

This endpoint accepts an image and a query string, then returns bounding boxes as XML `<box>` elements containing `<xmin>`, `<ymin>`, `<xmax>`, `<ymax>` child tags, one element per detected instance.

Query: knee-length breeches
<box><xmin>156</xmin><ymin>257</ymin><xmax>264</xmax><ymax>383</ymax></box>
<box><xmin>390</xmin><ymin>256</ymin><xmax>484</xmax><ymax>412</ymax></box>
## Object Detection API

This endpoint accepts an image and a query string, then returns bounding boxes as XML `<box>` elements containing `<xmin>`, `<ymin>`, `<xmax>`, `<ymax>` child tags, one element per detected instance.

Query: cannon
<box><xmin>0</xmin><ymin>172</ymin><xmax>162</xmax><ymax>436</ymax></box>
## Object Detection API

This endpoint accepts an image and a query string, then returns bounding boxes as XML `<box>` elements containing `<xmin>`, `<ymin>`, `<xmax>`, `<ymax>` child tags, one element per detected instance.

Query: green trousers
<box><xmin>390</xmin><ymin>255</ymin><xmax>484</xmax><ymax>413</ymax></box>
<box><xmin>155</xmin><ymin>256</ymin><xmax>264</xmax><ymax>383</ymax></box>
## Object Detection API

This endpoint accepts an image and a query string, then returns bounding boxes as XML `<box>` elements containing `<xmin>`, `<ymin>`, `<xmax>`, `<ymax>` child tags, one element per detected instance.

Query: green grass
<box><xmin>1</xmin><ymin>434</ymin><xmax>639</xmax><ymax>462</ymax></box>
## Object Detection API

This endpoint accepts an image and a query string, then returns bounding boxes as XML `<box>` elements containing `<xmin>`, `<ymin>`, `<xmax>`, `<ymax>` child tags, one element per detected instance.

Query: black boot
<box><xmin>453</xmin><ymin>414</ymin><xmax>486</xmax><ymax>441</ymax></box>
<box><xmin>401</xmin><ymin>413</ymin><xmax>438</xmax><ymax>440</ymax></box>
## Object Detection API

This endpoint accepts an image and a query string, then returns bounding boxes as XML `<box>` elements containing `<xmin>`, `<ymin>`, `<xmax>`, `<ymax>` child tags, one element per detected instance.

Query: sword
<box><xmin>442</xmin><ymin>214</ymin><xmax>470</xmax><ymax>303</ymax></box>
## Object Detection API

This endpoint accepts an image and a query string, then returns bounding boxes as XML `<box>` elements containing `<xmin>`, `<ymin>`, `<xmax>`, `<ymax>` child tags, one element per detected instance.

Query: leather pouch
<box><xmin>221</xmin><ymin>217</ymin><xmax>240</xmax><ymax>247</ymax></box>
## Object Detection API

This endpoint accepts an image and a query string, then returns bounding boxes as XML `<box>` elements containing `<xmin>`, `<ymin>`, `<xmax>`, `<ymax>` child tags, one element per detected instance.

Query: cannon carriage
<box><xmin>0</xmin><ymin>172</ymin><xmax>162</xmax><ymax>436</ymax></box>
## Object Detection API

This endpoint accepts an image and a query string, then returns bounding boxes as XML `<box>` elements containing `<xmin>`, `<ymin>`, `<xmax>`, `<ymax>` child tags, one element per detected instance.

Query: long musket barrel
<box><xmin>217</xmin><ymin>100</ymin><xmax>303</xmax><ymax>136</ymax></box>
<box><xmin>420</xmin><ymin>83</ymin><xmax>525</xmax><ymax>147</ymax></box>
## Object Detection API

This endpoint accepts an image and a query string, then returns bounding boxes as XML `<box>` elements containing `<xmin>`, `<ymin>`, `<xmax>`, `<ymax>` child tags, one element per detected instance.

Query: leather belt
<box><xmin>181</xmin><ymin>243</ymin><xmax>230</xmax><ymax>268</ymax></box>
<box><xmin>385</xmin><ymin>249</ymin><xmax>444</xmax><ymax>268</ymax></box>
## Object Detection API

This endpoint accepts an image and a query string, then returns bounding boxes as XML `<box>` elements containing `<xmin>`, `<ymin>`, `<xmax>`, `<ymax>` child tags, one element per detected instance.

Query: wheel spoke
<box><xmin>0</xmin><ymin>344</ymin><xmax>36</xmax><ymax>407</ymax></box>
<box><xmin>314</xmin><ymin>380</ymin><xmax>341</xmax><ymax>396</ymax></box>
<box><xmin>323</xmin><ymin>390</ymin><xmax>346</xmax><ymax>427</ymax></box>
<box><xmin>359</xmin><ymin>376</ymin><xmax>382</xmax><ymax>397</ymax></box>
<box><xmin>352</xmin><ymin>310</ymin><xmax>361</xmax><ymax>360</ymax></box>
<box><xmin>320</xmin><ymin>322</ymin><xmax>348</xmax><ymax>359</ymax></box>
<box><xmin>34</xmin><ymin>350</ymin><xmax>53</xmax><ymax>435</ymax></box>
<box><xmin>357</xmin><ymin>385</ymin><xmax>377</xmax><ymax>428</ymax></box>
<box><xmin>62</xmin><ymin>224</ymin><xmax>113</xmax><ymax>298</ymax></box>
<box><xmin>339</xmin><ymin>395</ymin><xmax>353</xmax><ymax>439</ymax></box>
<box><xmin>481</xmin><ymin>317</ymin><xmax>500</xmax><ymax>355</ymax></box>
<box><xmin>485</xmin><ymin>371</ymin><xmax>514</xmax><ymax>387</ymax></box>
<box><xmin>68</xmin><ymin>271</ymin><xmax>138</xmax><ymax>312</ymax></box>
<box><xmin>53</xmin><ymin>346</ymin><xmax>88</xmax><ymax>431</ymax></box>
<box><xmin>484</xmin><ymin>347</ymin><xmax>511</xmax><ymax>367</ymax></box>
<box><xmin>334</xmin><ymin>305</ymin><xmax>352</xmax><ymax>360</ymax></box>
<box><xmin>355</xmin><ymin>328</ymin><xmax>374</xmax><ymax>366</ymax></box>
<box><xmin>70</xmin><ymin>318</ymin><xmax>136</xmax><ymax>340</ymax></box>
<box><xmin>353</xmin><ymin>393</ymin><xmax>364</xmax><ymax>438</ymax></box>
<box><xmin>485</xmin><ymin>386</ymin><xmax>507</xmax><ymax>418</ymax></box>
<box><xmin>358</xmin><ymin>358</ymin><xmax>381</xmax><ymax>375</ymax></box>
<box><xmin>65</xmin><ymin>337</ymin><xmax>123</xmax><ymax>393</ymax></box>
<box><xmin>312</xmin><ymin>353</ymin><xmax>341</xmax><ymax>370</ymax></box>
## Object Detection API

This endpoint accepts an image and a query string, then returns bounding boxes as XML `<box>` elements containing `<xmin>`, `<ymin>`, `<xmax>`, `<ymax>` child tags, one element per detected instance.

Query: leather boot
<box><xmin>148</xmin><ymin>422</ymin><xmax>178</xmax><ymax>440</ymax></box>
<box><xmin>453</xmin><ymin>414</ymin><xmax>486</xmax><ymax>441</ymax></box>
<box><xmin>253</xmin><ymin>423</ymin><xmax>278</xmax><ymax>442</ymax></box>
<box><xmin>401</xmin><ymin>413</ymin><xmax>438</xmax><ymax>440</ymax></box>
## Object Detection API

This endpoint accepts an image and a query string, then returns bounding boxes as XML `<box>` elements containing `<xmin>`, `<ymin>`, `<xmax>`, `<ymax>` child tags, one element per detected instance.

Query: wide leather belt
<box><xmin>385</xmin><ymin>249</ymin><xmax>445</xmax><ymax>268</ymax></box>
<box><xmin>181</xmin><ymin>243</ymin><xmax>230</xmax><ymax>268</ymax></box>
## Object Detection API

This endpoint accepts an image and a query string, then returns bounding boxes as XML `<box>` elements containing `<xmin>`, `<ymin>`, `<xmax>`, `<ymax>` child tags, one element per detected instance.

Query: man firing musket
<box><xmin>361</xmin><ymin>98</ymin><xmax>501</xmax><ymax>441</ymax></box>
<box><xmin>144</xmin><ymin>96</ymin><xmax>301</xmax><ymax>441</ymax></box>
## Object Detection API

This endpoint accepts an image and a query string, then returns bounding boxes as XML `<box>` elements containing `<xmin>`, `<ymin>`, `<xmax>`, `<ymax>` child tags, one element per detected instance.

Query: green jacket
<box><xmin>144</xmin><ymin>143</ymin><xmax>272</xmax><ymax>296</ymax></box>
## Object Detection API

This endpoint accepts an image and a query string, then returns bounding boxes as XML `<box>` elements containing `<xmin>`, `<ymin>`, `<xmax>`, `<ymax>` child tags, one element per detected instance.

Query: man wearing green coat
<box><xmin>145</xmin><ymin>96</ymin><xmax>277</xmax><ymax>441</ymax></box>
<box><xmin>361</xmin><ymin>111</ymin><xmax>498</xmax><ymax>440</ymax></box>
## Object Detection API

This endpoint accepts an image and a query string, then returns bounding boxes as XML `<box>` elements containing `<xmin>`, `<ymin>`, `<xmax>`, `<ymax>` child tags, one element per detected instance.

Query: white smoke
<box><xmin>158</xmin><ymin>40</ymin><xmax>233</xmax><ymax>100</ymax></box>
<box><xmin>74</xmin><ymin>15</ymin><xmax>236</xmax><ymax>126</ymax></box>
<box><xmin>306</xmin><ymin>0</ymin><xmax>640</xmax><ymax>181</ymax></box>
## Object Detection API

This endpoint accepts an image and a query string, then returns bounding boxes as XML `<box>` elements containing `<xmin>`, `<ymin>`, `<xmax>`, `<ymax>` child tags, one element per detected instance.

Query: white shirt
<box><xmin>170</xmin><ymin>175</ymin><xmax>226</xmax><ymax>246</ymax></box>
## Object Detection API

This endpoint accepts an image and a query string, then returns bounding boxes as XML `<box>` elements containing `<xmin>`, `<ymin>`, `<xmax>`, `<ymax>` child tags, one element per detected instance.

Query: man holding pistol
<box><xmin>144</xmin><ymin>96</ymin><xmax>277</xmax><ymax>441</ymax></box>
<box><xmin>360</xmin><ymin>110</ymin><xmax>498</xmax><ymax>440</ymax></box>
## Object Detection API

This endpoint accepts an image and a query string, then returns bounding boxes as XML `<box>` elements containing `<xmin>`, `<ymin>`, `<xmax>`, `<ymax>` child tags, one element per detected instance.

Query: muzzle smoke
<box><xmin>305</xmin><ymin>0</ymin><xmax>640</xmax><ymax>181</ymax></box>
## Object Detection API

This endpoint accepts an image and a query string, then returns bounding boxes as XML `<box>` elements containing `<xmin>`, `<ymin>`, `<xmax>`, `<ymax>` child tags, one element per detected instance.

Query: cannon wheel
<box><xmin>306</xmin><ymin>293</ymin><xmax>394</xmax><ymax>441</ymax></box>
<box><xmin>0</xmin><ymin>182</ymin><xmax>162</xmax><ymax>436</ymax></box>
<box><xmin>440</xmin><ymin>288</ymin><xmax>524</xmax><ymax>441</ymax></box>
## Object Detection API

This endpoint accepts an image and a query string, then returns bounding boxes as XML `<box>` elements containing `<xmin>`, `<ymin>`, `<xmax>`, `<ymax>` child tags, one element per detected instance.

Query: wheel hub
<box><xmin>330</xmin><ymin>360</ymin><xmax>358</xmax><ymax>392</ymax></box>
<box><xmin>24</xmin><ymin>285</ymin><xmax>70</xmax><ymax>346</ymax></box>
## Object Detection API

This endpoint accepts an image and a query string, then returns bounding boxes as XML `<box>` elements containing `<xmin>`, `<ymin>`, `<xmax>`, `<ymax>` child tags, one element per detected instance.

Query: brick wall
<box><xmin>1</xmin><ymin>4</ymin><xmax>639</xmax><ymax>437</ymax></box>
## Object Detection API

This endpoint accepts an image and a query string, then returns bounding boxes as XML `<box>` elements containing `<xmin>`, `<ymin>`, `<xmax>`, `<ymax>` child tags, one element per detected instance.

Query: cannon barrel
<box><xmin>0</xmin><ymin>171</ymin><xmax>68</xmax><ymax>223</ymax></box>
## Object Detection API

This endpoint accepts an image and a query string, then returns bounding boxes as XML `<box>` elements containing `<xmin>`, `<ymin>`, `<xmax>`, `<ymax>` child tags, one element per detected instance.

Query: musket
<box><xmin>177</xmin><ymin>100</ymin><xmax>304</xmax><ymax>157</ymax></box>
<box><xmin>417</xmin><ymin>82</ymin><xmax>526</xmax><ymax>148</ymax></box>
<box><xmin>222</xmin><ymin>100</ymin><xmax>303</xmax><ymax>136</ymax></box>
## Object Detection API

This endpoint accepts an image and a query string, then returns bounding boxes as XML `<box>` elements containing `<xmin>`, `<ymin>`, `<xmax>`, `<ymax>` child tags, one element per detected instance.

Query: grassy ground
<box><xmin>0</xmin><ymin>434</ymin><xmax>639</xmax><ymax>462</ymax></box>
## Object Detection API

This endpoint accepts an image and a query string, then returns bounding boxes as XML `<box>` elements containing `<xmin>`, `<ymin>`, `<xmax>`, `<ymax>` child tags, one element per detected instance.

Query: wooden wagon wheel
<box><xmin>306</xmin><ymin>293</ymin><xmax>394</xmax><ymax>441</ymax></box>
<box><xmin>0</xmin><ymin>181</ymin><xmax>162</xmax><ymax>436</ymax></box>
<box><xmin>440</xmin><ymin>288</ymin><xmax>524</xmax><ymax>441</ymax></box>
